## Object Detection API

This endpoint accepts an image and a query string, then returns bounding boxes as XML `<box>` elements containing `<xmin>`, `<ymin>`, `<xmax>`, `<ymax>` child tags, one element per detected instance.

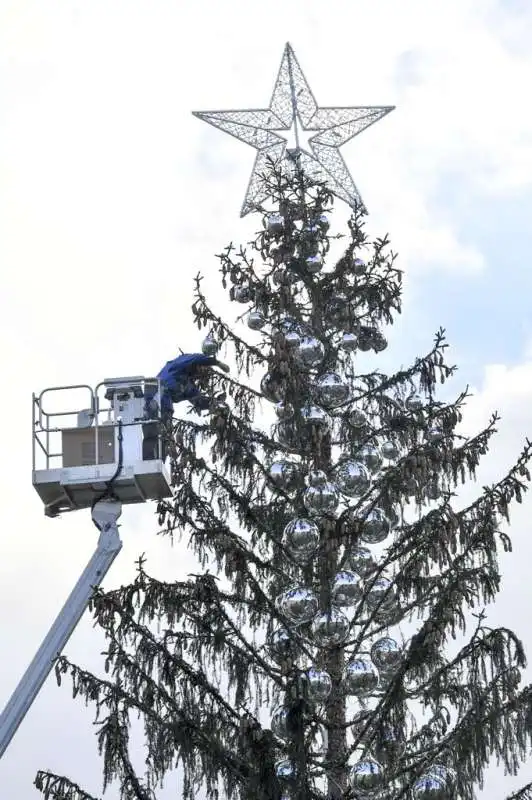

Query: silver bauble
<box><xmin>361</xmin><ymin>509</ymin><xmax>391</xmax><ymax>545</ymax></box>
<box><xmin>305</xmin><ymin>254</ymin><xmax>323</xmax><ymax>274</ymax></box>
<box><xmin>303</xmin><ymin>482</ymin><xmax>339</xmax><ymax>516</ymax></box>
<box><xmin>352</xmin><ymin>256</ymin><xmax>367</xmax><ymax>276</ymax></box>
<box><xmin>314</xmin><ymin>372</ymin><xmax>351</xmax><ymax>408</ymax></box>
<box><xmin>271</xmin><ymin>705</ymin><xmax>290</xmax><ymax>740</ymax></box>
<box><xmin>267</xmin><ymin>627</ymin><xmax>296</xmax><ymax>663</ymax></box>
<box><xmin>301</xmin><ymin>404</ymin><xmax>331</xmax><ymax>430</ymax></box>
<box><xmin>279</xmin><ymin>586</ymin><xmax>319</xmax><ymax>625</ymax></box>
<box><xmin>347</xmin><ymin>546</ymin><xmax>376</xmax><ymax>577</ymax></box>
<box><xmin>344</xmin><ymin>657</ymin><xmax>379</xmax><ymax>697</ymax></box>
<box><xmin>247</xmin><ymin>310</ymin><xmax>266</xmax><ymax>330</ymax></box>
<box><xmin>269</xmin><ymin>460</ymin><xmax>300</xmax><ymax>492</ymax></box>
<box><xmin>275</xmin><ymin>401</ymin><xmax>295</xmax><ymax>420</ymax></box>
<box><xmin>356</xmin><ymin>326</ymin><xmax>374</xmax><ymax>352</ymax></box>
<box><xmin>275</xmin><ymin>759</ymin><xmax>296</xmax><ymax>781</ymax></box>
<box><xmin>413</xmin><ymin>775</ymin><xmax>450</xmax><ymax>800</ymax></box>
<box><xmin>406</xmin><ymin>393</ymin><xmax>424</xmax><ymax>412</ymax></box>
<box><xmin>261</xmin><ymin>372</ymin><xmax>286</xmax><ymax>403</ymax></box>
<box><xmin>284</xmin><ymin>329</ymin><xmax>302</xmax><ymax>348</ymax></box>
<box><xmin>305</xmin><ymin>667</ymin><xmax>332</xmax><ymax>703</ymax></box>
<box><xmin>428</xmin><ymin>765</ymin><xmax>457</xmax><ymax>788</ymax></box>
<box><xmin>374</xmin><ymin>726</ymin><xmax>406</xmax><ymax>765</ymax></box>
<box><xmin>275</xmin><ymin>420</ymin><xmax>299</xmax><ymax>449</ymax></box>
<box><xmin>347</xmin><ymin>407</ymin><xmax>368</xmax><ymax>428</ymax></box>
<box><xmin>315</xmin><ymin>212</ymin><xmax>330</xmax><ymax>231</ymax></box>
<box><xmin>326</xmin><ymin>294</ymin><xmax>350</xmax><ymax>326</ymax></box>
<box><xmin>340</xmin><ymin>331</ymin><xmax>358</xmax><ymax>352</ymax></box>
<box><xmin>349</xmin><ymin>758</ymin><xmax>384</xmax><ymax>796</ymax></box>
<box><xmin>365</xmin><ymin>576</ymin><xmax>394</xmax><ymax>611</ymax></box>
<box><xmin>358</xmin><ymin>444</ymin><xmax>383</xmax><ymax>474</ymax></box>
<box><xmin>233</xmin><ymin>285</ymin><xmax>252</xmax><ymax>303</ymax></box>
<box><xmin>310</xmin><ymin>609</ymin><xmax>350</xmax><ymax>647</ymax></box>
<box><xmin>201</xmin><ymin>334</ymin><xmax>219</xmax><ymax>356</ymax></box>
<box><xmin>332</xmin><ymin>570</ymin><xmax>362</xmax><ymax>607</ymax></box>
<box><xmin>282</xmin><ymin>518</ymin><xmax>320</xmax><ymax>562</ymax></box>
<box><xmin>334</xmin><ymin>460</ymin><xmax>371</xmax><ymax>497</ymax></box>
<box><xmin>307</xmin><ymin>469</ymin><xmax>328</xmax><ymax>487</ymax></box>
<box><xmin>296</xmin><ymin>337</ymin><xmax>325</xmax><ymax>369</ymax></box>
<box><xmin>373</xmin><ymin>332</ymin><xmax>388</xmax><ymax>353</ymax></box>
<box><xmin>267</xmin><ymin>213</ymin><xmax>285</xmax><ymax>234</ymax></box>
<box><xmin>381</xmin><ymin>440</ymin><xmax>400</xmax><ymax>460</ymax></box>
<box><xmin>427</xmin><ymin>426</ymin><xmax>445</xmax><ymax>442</ymax></box>
<box><xmin>370</xmin><ymin>637</ymin><xmax>402</xmax><ymax>673</ymax></box>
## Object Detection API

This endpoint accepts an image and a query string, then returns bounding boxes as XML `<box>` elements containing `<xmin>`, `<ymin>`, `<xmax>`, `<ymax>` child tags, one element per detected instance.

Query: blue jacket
<box><xmin>147</xmin><ymin>353</ymin><xmax>218</xmax><ymax>416</ymax></box>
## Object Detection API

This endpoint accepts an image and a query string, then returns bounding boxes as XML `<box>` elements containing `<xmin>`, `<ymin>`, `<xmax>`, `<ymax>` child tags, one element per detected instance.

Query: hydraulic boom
<box><xmin>0</xmin><ymin>498</ymin><xmax>122</xmax><ymax>759</ymax></box>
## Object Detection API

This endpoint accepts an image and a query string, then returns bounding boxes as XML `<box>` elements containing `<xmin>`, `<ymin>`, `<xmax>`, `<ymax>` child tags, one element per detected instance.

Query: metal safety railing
<box><xmin>32</xmin><ymin>378</ymin><xmax>165</xmax><ymax>472</ymax></box>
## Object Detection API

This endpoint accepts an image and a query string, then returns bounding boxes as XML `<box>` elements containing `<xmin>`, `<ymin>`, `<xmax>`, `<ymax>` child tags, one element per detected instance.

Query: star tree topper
<box><xmin>193</xmin><ymin>43</ymin><xmax>394</xmax><ymax>217</ymax></box>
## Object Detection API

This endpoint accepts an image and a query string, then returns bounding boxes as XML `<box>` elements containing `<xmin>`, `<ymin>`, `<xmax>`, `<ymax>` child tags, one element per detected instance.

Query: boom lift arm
<box><xmin>0</xmin><ymin>498</ymin><xmax>122</xmax><ymax>759</ymax></box>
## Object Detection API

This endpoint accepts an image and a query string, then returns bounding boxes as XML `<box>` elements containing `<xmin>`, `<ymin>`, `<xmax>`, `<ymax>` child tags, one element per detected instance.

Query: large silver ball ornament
<box><xmin>314</xmin><ymin>372</ymin><xmax>351</xmax><ymax>408</ymax></box>
<box><xmin>344</xmin><ymin>657</ymin><xmax>379</xmax><ymax>697</ymax></box>
<box><xmin>426</xmin><ymin>478</ymin><xmax>442</xmax><ymax>500</ymax></box>
<box><xmin>381</xmin><ymin>440</ymin><xmax>400</xmax><ymax>460</ymax></box>
<box><xmin>284</xmin><ymin>329</ymin><xmax>302</xmax><ymax>348</ymax></box>
<box><xmin>282</xmin><ymin>518</ymin><xmax>320</xmax><ymax>562</ymax></box>
<box><xmin>413</xmin><ymin>775</ymin><xmax>450</xmax><ymax>800</ymax></box>
<box><xmin>307</xmin><ymin>469</ymin><xmax>328</xmax><ymax>487</ymax></box>
<box><xmin>315</xmin><ymin>212</ymin><xmax>330</xmax><ymax>231</ymax></box>
<box><xmin>201</xmin><ymin>334</ymin><xmax>219</xmax><ymax>356</ymax></box>
<box><xmin>247</xmin><ymin>310</ymin><xmax>266</xmax><ymax>330</ymax></box>
<box><xmin>358</xmin><ymin>444</ymin><xmax>383</xmax><ymax>474</ymax></box>
<box><xmin>275</xmin><ymin>401</ymin><xmax>294</xmax><ymax>420</ymax></box>
<box><xmin>360</xmin><ymin>508</ymin><xmax>391</xmax><ymax>544</ymax></box>
<box><xmin>310</xmin><ymin>609</ymin><xmax>350</xmax><ymax>647</ymax></box>
<box><xmin>326</xmin><ymin>294</ymin><xmax>350</xmax><ymax>327</ymax></box>
<box><xmin>352</xmin><ymin>256</ymin><xmax>367</xmax><ymax>276</ymax></box>
<box><xmin>356</xmin><ymin>326</ymin><xmax>374</xmax><ymax>352</ymax></box>
<box><xmin>365</xmin><ymin>576</ymin><xmax>395</xmax><ymax>611</ymax></box>
<box><xmin>305</xmin><ymin>254</ymin><xmax>323</xmax><ymax>274</ymax></box>
<box><xmin>374</xmin><ymin>726</ymin><xmax>406</xmax><ymax>765</ymax></box>
<box><xmin>260</xmin><ymin>372</ymin><xmax>286</xmax><ymax>403</ymax></box>
<box><xmin>347</xmin><ymin>408</ymin><xmax>368</xmax><ymax>428</ymax></box>
<box><xmin>296</xmin><ymin>337</ymin><xmax>325</xmax><ymax>370</ymax></box>
<box><xmin>332</xmin><ymin>570</ymin><xmax>362</xmax><ymax>607</ymax></box>
<box><xmin>373</xmin><ymin>331</ymin><xmax>388</xmax><ymax>352</ymax></box>
<box><xmin>278</xmin><ymin>586</ymin><xmax>319</xmax><ymax>625</ymax></box>
<box><xmin>427</xmin><ymin>426</ymin><xmax>445</xmax><ymax>443</ymax></box>
<box><xmin>406</xmin><ymin>393</ymin><xmax>424</xmax><ymax>412</ymax></box>
<box><xmin>303</xmin><ymin>482</ymin><xmax>340</xmax><ymax>517</ymax></box>
<box><xmin>370</xmin><ymin>637</ymin><xmax>403</xmax><ymax>673</ymax></box>
<box><xmin>334</xmin><ymin>460</ymin><xmax>371</xmax><ymax>497</ymax></box>
<box><xmin>347</xmin><ymin>546</ymin><xmax>376</xmax><ymax>577</ymax></box>
<box><xmin>269</xmin><ymin>460</ymin><xmax>300</xmax><ymax>492</ymax></box>
<box><xmin>271</xmin><ymin>705</ymin><xmax>290</xmax><ymax>740</ymax></box>
<box><xmin>275</xmin><ymin>759</ymin><xmax>296</xmax><ymax>781</ymax></box>
<box><xmin>232</xmin><ymin>285</ymin><xmax>253</xmax><ymax>303</ymax></box>
<box><xmin>349</xmin><ymin>758</ymin><xmax>384</xmax><ymax>796</ymax></box>
<box><xmin>301</xmin><ymin>404</ymin><xmax>331</xmax><ymax>430</ymax></box>
<box><xmin>305</xmin><ymin>668</ymin><xmax>332</xmax><ymax>703</ymax></box>
<box><xmin>267</xmin><ymin>627</ymin><xmax>297</xmax><ymax>663</ymax></box>
<box><xmin>266</xmin><ymin>213</ymin><xmax>285</xmax><ymax>234</ymax></box>
<box><xmin>340</xmin><ymin>331</ymin><xmax>358</xmax><ymax>352</ymax></box>
<box><xmin>428</xmin><ymin>765</ymin><xmax>457</xmax><ymax>787</ymax></box>
<box><xmin>275</xmin><ymin>420</ymin><xmax>299</xmax><ymax>449</ymax></box>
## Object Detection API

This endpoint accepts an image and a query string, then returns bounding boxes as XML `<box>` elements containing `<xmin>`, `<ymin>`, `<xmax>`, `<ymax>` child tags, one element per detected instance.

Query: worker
<box><xmin>143</xmin><ymin>352</ymin><xmax>230</xmax><ymax>460</ymax></box>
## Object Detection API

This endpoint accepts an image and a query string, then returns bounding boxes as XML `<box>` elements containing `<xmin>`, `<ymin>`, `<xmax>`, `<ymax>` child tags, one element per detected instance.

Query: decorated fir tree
<box><xmin>35</xmin><ymin>44</ymin><xmax>532</xmax><ymax>800</ymax></box>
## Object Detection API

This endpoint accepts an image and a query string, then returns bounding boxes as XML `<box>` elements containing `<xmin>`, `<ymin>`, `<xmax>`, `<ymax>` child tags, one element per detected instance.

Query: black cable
<box><xmin>91</xmin><ymin>419</ymin><xmax>124</xmax><ymax>525</ymax></box>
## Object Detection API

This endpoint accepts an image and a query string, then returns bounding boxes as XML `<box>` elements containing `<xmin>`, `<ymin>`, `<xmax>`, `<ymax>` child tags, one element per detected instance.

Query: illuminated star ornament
<box><xmin>193</xmin><ymin>43</ymin><xmax>394</xmax><ymax>217</ymax></box>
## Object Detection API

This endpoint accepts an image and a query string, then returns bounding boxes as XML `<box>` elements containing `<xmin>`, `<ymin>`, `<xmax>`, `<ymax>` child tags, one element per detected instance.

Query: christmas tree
<box><xmin>35</xmin><ymin>46</ymin><xmax>532</xmax><ymax>800</ymax></box>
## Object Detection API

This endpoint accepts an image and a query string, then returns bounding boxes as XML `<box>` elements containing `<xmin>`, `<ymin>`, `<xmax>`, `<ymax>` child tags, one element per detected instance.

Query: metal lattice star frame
<box><xmin>193</xmin><ymin>43</ymin><xmax>394</xmax><ymax>217</ymax></box>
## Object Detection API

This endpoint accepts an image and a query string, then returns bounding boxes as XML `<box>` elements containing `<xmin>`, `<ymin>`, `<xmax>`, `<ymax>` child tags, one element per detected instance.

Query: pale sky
<box><xmin>1</xmin><ymin>1</ymin><xmax>532</xmax><ymax>797</ymax></box>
